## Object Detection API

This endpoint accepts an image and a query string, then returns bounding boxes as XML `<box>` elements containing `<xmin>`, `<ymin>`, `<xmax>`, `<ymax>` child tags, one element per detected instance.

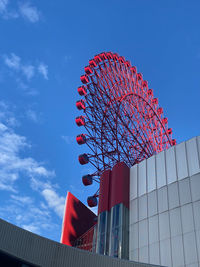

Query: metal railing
<box><xmin>74</xmin><ymin>224</ymin><xmax>97</xmax><ymax>252</ymax></box>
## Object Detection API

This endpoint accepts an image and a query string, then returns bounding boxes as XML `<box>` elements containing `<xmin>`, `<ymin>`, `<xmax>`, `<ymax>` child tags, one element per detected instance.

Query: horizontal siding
<box><xmin>0</xmin><ymin>219</ymin><xmax>162</xmax><ymax>267</ymax></box>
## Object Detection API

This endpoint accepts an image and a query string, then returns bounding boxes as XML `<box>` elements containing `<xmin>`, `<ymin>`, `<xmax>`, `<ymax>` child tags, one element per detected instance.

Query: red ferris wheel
<box><xmin>75</xmin><ymin>52</ymin><xmax>176</xmax><ymax>207</ymax></box>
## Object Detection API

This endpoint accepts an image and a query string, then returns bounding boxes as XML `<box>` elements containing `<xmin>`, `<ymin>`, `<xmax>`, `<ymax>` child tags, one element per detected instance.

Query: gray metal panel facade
<box><xmin>0</xmin><ymin>218</ymin><xmax>162</xmax><ymax>267</ymax></box>
<box><xmin>130</xmin><ymin>136</ymin><xmax>200</xmax><ymax>267</ymax></box>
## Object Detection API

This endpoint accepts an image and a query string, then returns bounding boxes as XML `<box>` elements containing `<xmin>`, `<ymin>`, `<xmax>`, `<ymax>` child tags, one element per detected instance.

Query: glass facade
<box><xmin>109</xmin><ymin>204</ymin><xmax>129</xmax><ymax>259</ymax></box>
<box><xmin>96</xmin><ymin>211</ymin><xmax>110</xmax><ymax>255</ymax></box>
<box><xmin>109</xmin><ymin>204</ymin><xmax>122</xmax><ymax>258</ymax></box>
<box><xmin>96</xmin><ymin>204</ymin><xmax>129</xmax><ymax>259</ymax></box>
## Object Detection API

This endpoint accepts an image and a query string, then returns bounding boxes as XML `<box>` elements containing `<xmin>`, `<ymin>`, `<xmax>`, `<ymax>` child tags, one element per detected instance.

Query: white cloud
<box><xmin>0</xmin><ymin>182</ymin><xmax>16</xmax><ymax>192</ymax></box>
<box><xmin>0</xmin><ymin>0</ymin><xmax>18</xmax><ymax>19</ymax></box>
<box><xmin>11</xmin><ymin>194</ymin><xmax>33</xmax><ymax>205</ymax></box>
<box><xmin>0</xmin><ymin>104</ymin><xmax>65</xmax><ymax>239</ymax></box>
<box><xmin>42</xmin><ymin>188</ymin><xmax>65</xmax><ymax>218</ymax></box>
<box><xmin>4</xmin><ymin>53</ymin><xmax>21</xmax><ymax>70</ymax></box>
<box><xmin>16</xmin><ymin>79</ymin><xmax>38</xmax><ymax>96</ymax></box>
<box><xmin>61</xmin><ymin>135</ymin><xmax>73</xmax><ymax>145</ymax></box>
<box><xmin>6</xmin><ymin>116</ymin><xmax>19</xmax><ymax>127</ymax></box>
<box><xmin>26</xmin><ymin>109</ymin><xmax>38</xmax><ymax>123</ymax></box>
<box><xmin>38</xmin><ymin>63</ymin><xmax>48</xmax><ymax>80</ymax></box>
<box><xmin>0</xmin><ymin>1</ymin><xmax>41</xmax><ymax>22</ymax></box>
<box><xmin>19</xmin><ymin>2</ymin><xmax>40</xmax><ymax>23</ymax></box>
<box><xmin>0</xmin><ymin>0</ymin><xmax>8</xmax><ymax>13</ymax></box>
<box><xmin>3</xmin><ymin>53</ymin><xmax>48</xmax><ymax>82</ymax></box>
<box><xmin>0</xmin><ymin>101</ymin><xmax>19</xmax><ymax>127</ymax></box>
<box><xmin>0</xmin><ymin>200</ymin><xmax>57</xmax><ymax>236</ymax></box>
<box><xmin>30</xmin><ymin>176</ymin><xmax>52</xmax><ymax>192</ymax></box>
<box><xmin>0</xmin><ymin>116</ymin><xmax>54</xmax><ymax>191</ymax></box>
<box><xmin>21</xmin><ymin>64</ymin><xmax>35</xmax><ymax>80</ymax></box>
<box><xmin>22</xmin><ymin>223</ymin><xmax>40</xmax><ymax>233</ymax></box>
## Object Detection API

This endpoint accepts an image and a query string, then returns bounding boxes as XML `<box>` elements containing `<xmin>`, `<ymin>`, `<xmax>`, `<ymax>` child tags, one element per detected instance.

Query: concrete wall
<box><xmin>129</xmin><ymin>136</ymin><xmax>200</xmax><ymax>267</ymax></box>
<box><xmin>0</xmin><ymin>218</ymin><xmax>162</xmax><ymax>267</ymax></box>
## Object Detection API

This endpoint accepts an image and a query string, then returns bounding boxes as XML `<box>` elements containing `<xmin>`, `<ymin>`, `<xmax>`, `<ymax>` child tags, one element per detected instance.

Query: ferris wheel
<box><xmin>75</xmin><ymin>52</ymin><xmax>176</xmax><ymax>207</ymax></box>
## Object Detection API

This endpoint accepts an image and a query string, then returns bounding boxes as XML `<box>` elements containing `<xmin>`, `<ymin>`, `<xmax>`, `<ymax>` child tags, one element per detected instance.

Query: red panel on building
<box><xmin>98</xmin><ymin>170</ymin><xmax>111</xmax><ymax>214</ymax></box>
<box><xmin>60</xmin><ymin>192</ymin><xmax>97</xmax><ymax>246</ymax></box>
<box><xmin>110</xmin><ymin>162</ymin><xmax>130</xmax><ymax>209</ymax></box>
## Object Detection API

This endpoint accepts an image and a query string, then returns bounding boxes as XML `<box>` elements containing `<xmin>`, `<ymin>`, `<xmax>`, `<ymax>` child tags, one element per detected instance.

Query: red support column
<box><xmin>98</xmin><ymin>170</ymin><xmax>111</xmax><ymax>214</ymax></box>
<box><xmin>110</xmin><ymin>162</ymin><xmax>130</xmax><ymax>209</ymax></box>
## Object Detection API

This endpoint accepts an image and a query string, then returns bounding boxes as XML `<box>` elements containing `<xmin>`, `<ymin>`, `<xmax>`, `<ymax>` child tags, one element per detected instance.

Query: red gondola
<box><xmin>94</xmin><ymin>55</ymin><xmax>102</xmax><ymax>63</ymax></box>
<box><xmin>131</xmin><ymin>66</ymin><xmax>137</xmax><ymax>74</ymax></box>
<box><xmin>78</xmin><ymin>86</ymin><xmax>87</xmax><ymax>96</ymax></box>
<box><xmin>171</xmin><ymin>139</ymin><xmax>176</xmax><ymax>146</ymax></box>
<box><xmin>167</xmin><ymin>128</ymin><xmax>172</xmax><ymax>135</ymax></box>
<box><xmin>152</xmin><ymin>98</ymin><xmax>158</xmax><ymax>105</ymax></box>
<box><xmin>100</xmin><ymin>53</ymin><xmax>107</xmax><ymax>60</ymax></box>
<box><xmin>87</xmin><ymin>196</ymin><xmax>97</xmax><ymax>207</ymax></box>
<box><xmin>78</xmin><ymin>154</ymin><xmax>89</xmax><ymax>165</ymax></box>
<box><xmin>113</xmin><ymin>53</ymin><xmax>119</xmax><ymax>60</ymax></box>
<box><xmin>157</xmin><ymin>107</ymin><xmax>163</xmax><ymax>114</ymax></box>
<box><xmin>89</xmin><ymin>59</ymin><xmax>97</xmax><ymax>68</ymax></box>
<box><xmin>76</xmin><ymin>100</ymin><xmax>86</xmax><ymax>110</ymax></box>
<box><xmin>162</xmin><ymin>117</ymin><xmax>168</xmax><ymax>124</ymax></box>
<box><xmin>125</xmin><ymin>61</ymin><xmax>131</xmax><ymax>67</ymax></box>
<box><xmin>85</xmin><ymin>66</ymin><xmax>93</xmax><ymax>75</ymax></box>
<box><xmin>142</xmin><ymin>80</ymin><xmax>148</xmax><ymax>88</ymax></box>
<box><xmin>82</xmin><ymin>175</ymin><xmax>93</xmax><ymax>186</ymax></box>
<box><xmin>80</xmin><ymin>75</ymin><xmax>89</xmax><ymax>84</ymax></box>
<box><xmin>147</xmin><ymin>89</ymin><xmax>153</xmax><ymax>96</ymax></box>
<box><xmin>76</xmin><ymin>134</ymin><xmax>86</xmax><ymax>145</ymax></box>
<box><xmin>75</xmin><ymin>116</ymin><xmax>85</xmax><ymax>126</ymax></box>
<box><xmin>106</xmin><ymin>52</ymin><xmax>113</xmax><ymax>59</ymax></box>
<box><xmin>119</xmin><ymin>57</ymin><xmax>125</xmax><ymax>63</ymax></box>
<box><xmin>137</xmin><ymin>73</ymin><xmax>143</xmax><ymax>80</ymax></box>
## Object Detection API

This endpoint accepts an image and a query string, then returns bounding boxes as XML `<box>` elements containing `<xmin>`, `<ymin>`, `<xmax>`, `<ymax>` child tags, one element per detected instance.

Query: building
<box><xmin>61</xmin><ymin>135</ymin><xmax>200</xmax><ymax>267</ymax></box>
<box><xmin>0</xmin><ymin>217</ymin><xmax>161</xmax><ymax>267</ymax></box>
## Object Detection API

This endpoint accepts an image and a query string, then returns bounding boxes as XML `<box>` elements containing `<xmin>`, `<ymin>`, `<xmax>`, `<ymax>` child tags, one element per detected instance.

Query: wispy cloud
<box><xmin>0</xmin><ymin>1</ymin><xmax>41</xmax><ymax>22</ymax></box>
<box><xmin>30</xmin><ymin>177</ymin><xmax>65</xmax><ymax>219</ymax></box>
<box><xmin>0</xmin><ymin>198</ymin><xmax>58</xmax><ymax>236</ymax></box>
<box><xmin>22</xmin><ymin>223</ymin><xmax>40</xmax><ymax>233</ymax></box>
<box><xmin>4</xmin><ymin>53</ymin><xmax>21</xmax><ymax>70</ymax></box>
<box><xmin>3</xmin><ymin>53</ymin><xmax>48</xmax><ymax>81</ymax></box>
<box><xmin>11</xmin><ymin>194</ymin><xmax>33</xmax><ymax>205</ymax></box>
<box><xmin>21</xmin><ymin>64</ymin><xmax>35</xmax><ymax>80</ymax></box>
<box><xmin>38</xmin><ymin>63</ymin><xmax>48</xmax><ymax>80</ymax></box>
<box><xmin>0</xmin><ymin>104</ymin><xmax>54</xmax><ymax>192</ymax></box>
<box><xmin>0</xmin><ymin>101</ymin><xmax>19</xmax><ymax>127</ymax></box>
<box><xmin>19</xmin><ymin>2</ymin><xmax>40</xmax><ymax>23</ymax></box>
<box><xmin>16</xmin><ymin>78</ymin><xmax>38</xmax><ymax>96</ymax></box>
<box><xmin>0</xmin><ymin>0</ymin><xmax>8</xmax><ymax>13</ymax></box>
<box><xmin>42</xmin><ymin>188</ymin><xmax>65</xmax><ymax>218</ymax></box>
<box><xmin>0</xmin><ymin>103</ymin><xmax>65</xmax><ymax>237</ymax></box>
<box><xmin>0</xmin><ymin>125</ymin><xmax>53</xmax><ymax>191</ymax></box>
<box><xmin>61</xmin><ymin>135</ymin><xmax>73</xmax><ymax>145</ymax></box>
<box><xmin>26</xmin><ymin>109</ymin><xmax>39</xmax><ymax>123</ymax></box>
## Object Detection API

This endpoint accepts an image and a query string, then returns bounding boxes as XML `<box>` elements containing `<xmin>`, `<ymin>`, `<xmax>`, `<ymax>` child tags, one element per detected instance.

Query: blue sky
<box><xmin>0</xmin><ymin>0</ymin><xmax>200</xmax><ymax>242</ymax></box>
